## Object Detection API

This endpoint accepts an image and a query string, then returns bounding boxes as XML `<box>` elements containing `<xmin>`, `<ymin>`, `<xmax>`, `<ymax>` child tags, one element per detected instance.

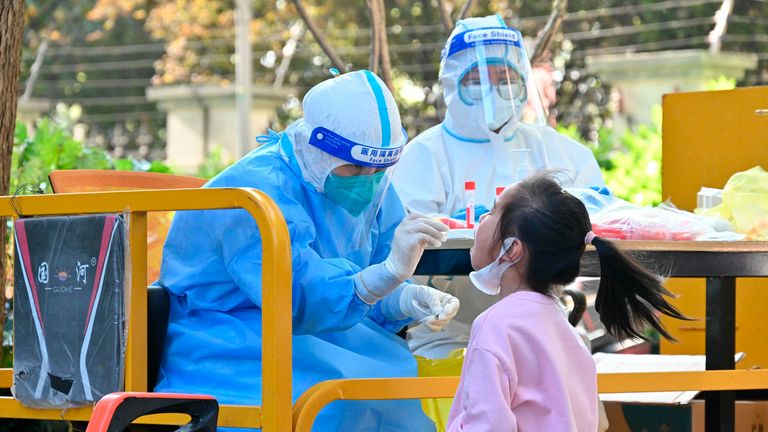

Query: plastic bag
<box><xmin>415</xmin><ymin>349</ymin><xmax>465</xmax><ymax>432</ymax></box>
<box><xmin>591</xmin><ymin>201</ymin><xmax>718</xmax><ymax>241</ymax></box>
<box><xmin>565</xmin><ymin>187</ymin><xmax>618</xmax><ymax>217</ymax></box>
<box><xmin>13</xmin><ymin>214</ymin><xmax>127</xmax><ymax>408</ymax></box>
<box><xmin>697</xmin><ymin>166</ymin><xmax>768</xmax><ymax>240</ymax></box>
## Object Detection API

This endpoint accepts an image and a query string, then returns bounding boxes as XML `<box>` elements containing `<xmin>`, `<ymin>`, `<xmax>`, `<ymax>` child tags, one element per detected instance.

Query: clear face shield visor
<box><xmin>445</xmin><ymin>27</ymin><xmax>548</xmax><ymax>133</ymax></box>
<box><xmin>307</xmin><ymin>126</ymin><xmax>407</xmax><ymax>248</ymax></box>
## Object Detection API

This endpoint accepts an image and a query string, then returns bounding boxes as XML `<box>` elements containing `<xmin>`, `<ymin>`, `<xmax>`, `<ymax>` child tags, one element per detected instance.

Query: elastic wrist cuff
<box><xmin>354</xmin><ymin>263</ymin><xmax>402</xmax><ymax>304</ymax></box>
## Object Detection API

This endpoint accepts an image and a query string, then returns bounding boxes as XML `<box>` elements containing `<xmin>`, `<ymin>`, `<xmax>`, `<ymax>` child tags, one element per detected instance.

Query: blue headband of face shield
<box><xmin>441</xmin><ymin>27</ymin><xmax>523</xmax><ymax>60</ymax></box>
<box><xmin>307</xmin><ymin>126</ymin><xmax>408</xmax><ymax>168</ymax></box>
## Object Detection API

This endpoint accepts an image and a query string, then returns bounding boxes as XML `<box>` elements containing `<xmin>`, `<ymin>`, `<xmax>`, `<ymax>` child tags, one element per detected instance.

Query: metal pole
<box><xmin>235</xmin><ymin>0</ymin><xmax>253</xmax><ymax>158</ymax></box>
<box><xmin>705</xmin><ymin>276</ymin><xmax>736</xmax><ymax>432</ymax></box>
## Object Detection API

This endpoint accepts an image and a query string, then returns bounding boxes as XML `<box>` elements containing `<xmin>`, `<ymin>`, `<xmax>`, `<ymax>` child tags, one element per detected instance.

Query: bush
<box><xmin>559</xmin><ymin>106</ymin><xmax>662</xmax><ymax>206</ymax></box>
<box><xmin>12</xmin><ymin>119</ymin><xmax>112</xmax><ymax>194</ymax></box>
<box><xmin>13</xmin><ymin>116</ymin><xmax>174</xmax><ymax>196</ymax></box>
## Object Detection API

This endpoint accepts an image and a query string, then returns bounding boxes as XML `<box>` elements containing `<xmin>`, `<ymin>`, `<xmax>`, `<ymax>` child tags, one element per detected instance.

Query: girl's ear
<box><xmin>499</xmin><ymin>238</ymin><xmax>525</xmax><ymax>265</ymax></box>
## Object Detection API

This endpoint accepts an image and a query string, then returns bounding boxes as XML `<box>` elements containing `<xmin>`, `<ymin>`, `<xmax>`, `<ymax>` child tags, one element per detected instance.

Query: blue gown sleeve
<box><xmin>368</xmin><ymin>301</ymin><xmax>412</xmax><ymax>333</ymax></box>
<box><xmin>203</xmin><ymin>175</ymin><xmax>375</xmax><ymax>335</ymax></box>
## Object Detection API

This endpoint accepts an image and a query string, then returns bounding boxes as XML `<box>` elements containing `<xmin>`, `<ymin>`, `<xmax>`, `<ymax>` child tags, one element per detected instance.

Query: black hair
<box><xmin>493</xmin><ymin>171</ymin><xmax>688</xmax><ymax>341</ymax></box>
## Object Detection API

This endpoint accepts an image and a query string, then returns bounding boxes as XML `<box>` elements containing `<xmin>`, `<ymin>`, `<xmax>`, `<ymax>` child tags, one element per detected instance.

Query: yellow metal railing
<box><xmin>292</xmin><ymin>370</ymin><xmax>768</xmax><ymax>431</ymax></box>
<box><xmin>0</xmin><ymin>188</ymin><xmax>292</xmax><ymax>431</ymax></box>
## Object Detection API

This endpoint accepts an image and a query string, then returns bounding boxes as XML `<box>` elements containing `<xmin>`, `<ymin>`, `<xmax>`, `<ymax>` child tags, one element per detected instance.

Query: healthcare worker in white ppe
<box><xmin>391</xmin><ymin>15</ymin><xmax>605</xmax><ymax>358</ymax></box>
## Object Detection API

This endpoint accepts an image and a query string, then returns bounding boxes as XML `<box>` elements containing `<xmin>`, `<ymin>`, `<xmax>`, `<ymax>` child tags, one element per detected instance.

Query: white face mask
<box><xmin>469</xmin><ymin>237</ymin><xmax>519</xmax><ymax>295</ymax></box>
<box><xmin>487</xmin><ymin>93</ymin><xmax>516</xmax><ymax>131</ymax></box>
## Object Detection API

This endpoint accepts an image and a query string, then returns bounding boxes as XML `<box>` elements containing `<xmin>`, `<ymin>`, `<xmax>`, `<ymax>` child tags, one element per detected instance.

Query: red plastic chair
<box><xmin>86</xmin><ymin>392</ymin><xmax>218</xmax><ymax>432</ymax></box>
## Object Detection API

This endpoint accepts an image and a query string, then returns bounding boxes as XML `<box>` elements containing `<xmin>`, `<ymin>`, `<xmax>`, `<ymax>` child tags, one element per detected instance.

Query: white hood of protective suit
<box><xmin>440</xmin><ymin>15</ymin><xmax>531</xmax><ymax>143</ymax></box>
<box><xmin>285</xmin><ymin>70</ymin><xmax>404</xmax><ymax>192</ymax></box>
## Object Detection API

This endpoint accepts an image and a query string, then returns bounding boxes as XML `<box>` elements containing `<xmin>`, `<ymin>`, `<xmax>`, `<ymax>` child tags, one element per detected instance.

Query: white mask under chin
<box><xmin>469</xmin><ymin>237</ymin><xmax>519</xmax><ymax>295</ymax></box>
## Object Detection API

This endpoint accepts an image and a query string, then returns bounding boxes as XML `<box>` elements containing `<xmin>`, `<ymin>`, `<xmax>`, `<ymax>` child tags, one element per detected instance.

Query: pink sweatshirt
<box><xmin>447</xmin><ymin>291</ymin><xmax>598</xmax><ymax>432</ymax></box>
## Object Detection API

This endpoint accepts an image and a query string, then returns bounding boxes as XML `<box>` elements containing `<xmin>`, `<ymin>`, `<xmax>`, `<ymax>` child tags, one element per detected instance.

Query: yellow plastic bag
<box><xmin>415</xmin><ymin>348</ymin><xmax>465</xmax><ymax>432</ymax></box>
<box><xmin>698</xmin><ymin>166</ymin><xmax>768</xmax><ymax>240</ymax></box>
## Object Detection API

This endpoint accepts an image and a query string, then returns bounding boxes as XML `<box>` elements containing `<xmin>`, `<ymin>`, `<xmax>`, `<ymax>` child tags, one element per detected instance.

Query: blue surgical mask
<box><xmin>324</xmin><ymin>171</ymin><xmax>386</xmax><ymax>217</ymax></box>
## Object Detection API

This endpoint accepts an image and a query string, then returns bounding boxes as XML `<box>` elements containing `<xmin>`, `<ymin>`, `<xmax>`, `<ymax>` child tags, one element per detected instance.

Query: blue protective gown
<box><xmin>155</xmin><ymin>134</ymin><xmax>436</xmax><ymax>432</ymax></box>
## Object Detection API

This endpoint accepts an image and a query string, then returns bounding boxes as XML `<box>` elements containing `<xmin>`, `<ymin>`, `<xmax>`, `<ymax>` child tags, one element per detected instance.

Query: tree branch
<box><xmin>435</xmin><ymin>0</ymin><xmax>453</xmax><ymax>34</ymax></box>
<box><xmin>274</xmin><ymin>22</ymin><xmax>304</xmax><ymax>88</ymax></box>
<box><xmin>531</xmin><ymin>0</ymin><xmax>568</xmax><ymax>66</ymax></box>
<box><xmin>289</xmin><ymin>0</ymin><xmax>346</xmax><ymax>72</ymax></box>
<box><xmin>375</xmin><ymin>0</ymin><xmax>394</xmax><ymax>92</ymax></box>
<box><xmin>708</xmin><ymin>0</ymin><xmax>734</xmax><ymax>53</ymax></box>
<box><xmin>457</xmin><ymin>0</ymin><xmax>476</xmax><ymax>22</ymax></box>
<box><xmin>21</xmin><ymin>38</ymin><xmax>48</xmax><ymax>103</ymax></box>
<box><xmin>366</xmin><ymin>0</ymin><xmax>381</xmax><ymax>74</ymax></box>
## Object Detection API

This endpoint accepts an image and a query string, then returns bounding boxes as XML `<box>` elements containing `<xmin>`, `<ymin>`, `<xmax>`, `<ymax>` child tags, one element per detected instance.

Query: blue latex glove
<box><xmin>450</xmin><ymin>204</ymin><xmax>490</xmax><ymax>222</ymax></box>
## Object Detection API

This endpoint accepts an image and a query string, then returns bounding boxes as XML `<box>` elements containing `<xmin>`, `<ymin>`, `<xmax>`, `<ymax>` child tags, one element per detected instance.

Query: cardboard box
<box><xmin>605</xmin><ymin>400</ymin><xmax>768</xmax><ymax>432</ymax></box>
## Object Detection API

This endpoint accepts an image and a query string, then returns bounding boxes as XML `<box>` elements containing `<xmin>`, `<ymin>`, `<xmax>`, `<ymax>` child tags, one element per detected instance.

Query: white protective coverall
<box><xmin>391</xmin><ymin>15</ymin><xmax>605</xmax><ymax>358</ymax></box>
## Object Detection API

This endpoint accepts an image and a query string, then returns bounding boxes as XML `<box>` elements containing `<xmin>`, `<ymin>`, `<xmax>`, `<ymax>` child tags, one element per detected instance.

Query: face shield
<box><xmin>457</xmin><ymin>57</ymin><xmax>528</xmax><ymax>132</ymax></box>
<box><xmin>307</xmin><ymin>125</ymin><xmax>407</xmax><ymax>248</ymax></box>
<box><xmin>440</xmin><ymin>20</ymin><xmax>548</xmax><ymax>142</ymax></box>
<box><xmin>285</xmin><ymin>70</ymin><xmax>407</xmax><ymax>250</ymax></box>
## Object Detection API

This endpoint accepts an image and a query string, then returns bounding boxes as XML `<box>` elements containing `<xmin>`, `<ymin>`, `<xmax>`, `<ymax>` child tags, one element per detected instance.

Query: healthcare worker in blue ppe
<box><xmin>391</xmin><ymin>15</ymin><xmax>605</xmax><ymax>359</ymax></box>
<box><xmin>155</xmin><ymin>70</ymin><xmax>459</xmax><ymax>431</ymax></box>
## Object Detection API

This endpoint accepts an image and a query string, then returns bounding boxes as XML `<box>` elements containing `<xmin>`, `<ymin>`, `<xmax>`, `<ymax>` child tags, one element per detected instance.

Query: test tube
<box><xmin>509</xmin><ymin>148</ymin><xmax>532</xmax><ymax>181</ymax></box>
<box><xmin>496</xmin><ymin>186</ymin><xmax>505</xmax><ymax>197</ymax></box>
<box><xmin>465</xmin><ymin>181</ymin><xmax>476</xmax><ymax>229</ymax></box>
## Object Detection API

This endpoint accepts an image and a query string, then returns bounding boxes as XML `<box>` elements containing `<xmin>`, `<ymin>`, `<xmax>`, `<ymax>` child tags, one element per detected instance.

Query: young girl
<box><xmin>447</xmin><ymin>172</ymin><xmax>687</xmax><ymax>432</ymax></box>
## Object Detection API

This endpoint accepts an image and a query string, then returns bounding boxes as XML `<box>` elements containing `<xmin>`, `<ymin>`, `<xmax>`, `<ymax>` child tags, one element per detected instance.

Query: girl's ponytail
<box><xmin>590</xmin><ymin>235</ymin><xmax>689</xmax><ymax>341</ymax></box>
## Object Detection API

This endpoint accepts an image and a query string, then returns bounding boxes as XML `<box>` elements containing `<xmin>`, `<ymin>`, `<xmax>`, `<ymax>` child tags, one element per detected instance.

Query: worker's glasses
<box><xmin>460</xmin><ymin>79</ymin><xmax>526</xmax><ymax>101</ymax></box>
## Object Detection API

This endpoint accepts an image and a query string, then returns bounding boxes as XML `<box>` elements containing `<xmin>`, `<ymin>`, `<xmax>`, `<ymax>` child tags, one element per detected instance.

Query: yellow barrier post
<box><xmin>126</xmin><ymin>211</ymin><xmax>148</xmax><ymax>392</ymax></box>
<box><xmin>292</xmin><ymin>369</ymin><xmax>768</xmax><ymax>432</ymax></box>
<box><xmin>0</xmin><ymin>188</ymin><xmax>292</xmax><ymax>431</ymax></box>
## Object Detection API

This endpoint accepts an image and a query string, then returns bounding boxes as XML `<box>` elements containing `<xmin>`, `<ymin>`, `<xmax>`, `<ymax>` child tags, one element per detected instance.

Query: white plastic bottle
<box><xmin>465</xmin><ymin>181</ymin><xmax>476</xmax><ymax>229</ymax></box>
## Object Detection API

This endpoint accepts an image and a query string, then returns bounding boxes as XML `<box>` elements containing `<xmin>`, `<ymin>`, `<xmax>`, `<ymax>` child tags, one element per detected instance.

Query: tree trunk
<box><xmin>0</xmin><ymin>0</ymin><xmax>24</xmax><ymax>363</ymax></box>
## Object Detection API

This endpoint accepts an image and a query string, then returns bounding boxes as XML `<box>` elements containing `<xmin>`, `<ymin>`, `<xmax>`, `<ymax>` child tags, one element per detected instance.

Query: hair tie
<box><xmin>584</xmin><ymin>231</ymin><xmax>596</xmax><ymax>245</ymax></box>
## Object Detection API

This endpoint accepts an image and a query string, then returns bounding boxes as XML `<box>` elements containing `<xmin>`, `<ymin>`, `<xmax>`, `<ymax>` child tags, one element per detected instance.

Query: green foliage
<box><xmin>114</xmin><ymin>158</ymin><xmax>173</xmax><ymax>173</ymax></box>
<box><xmin>196</xmin><ymin>147</ymin><xmax>231</xmax><ymax>180</ymax></box>
<box><xmin>705</xmin><ymin>75</ymin><xmax>737</xmax><ymax>91</ymax></box>
<box><xmin>559</xmin><ymin>106</ymin><xmax>663</xmax><ymax>206</ymax></box>
<box><xmin>12</xmin><ymin>114</ymin><xmax>176</xmax><ymax>196</ymax></box>
<box><xmin>12</xmin><ymin>119</ymin><xmax>112</xmax><ymax>194</ymax></box>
